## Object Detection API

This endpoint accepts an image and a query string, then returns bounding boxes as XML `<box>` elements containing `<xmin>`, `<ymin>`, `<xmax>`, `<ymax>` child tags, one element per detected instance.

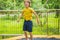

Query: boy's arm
<box><xmin>33</xmin><ymin>11</ymin><xmax>40</xmax><ymax>25</ymax></box>
<box><xmin>17</xmin><ymin>13</ymin><xmax>23</xmax><ymax>22</ymax></box>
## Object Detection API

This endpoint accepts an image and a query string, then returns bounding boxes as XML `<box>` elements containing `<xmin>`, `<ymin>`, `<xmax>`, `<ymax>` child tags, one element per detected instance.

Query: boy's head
<box><xmin>24</xmin><ymin>0</ymin><xmax>31</xmax><ymax>8</ymax></box>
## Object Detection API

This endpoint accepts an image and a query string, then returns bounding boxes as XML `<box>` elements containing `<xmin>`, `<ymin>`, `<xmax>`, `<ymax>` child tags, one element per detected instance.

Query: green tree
<box><xmin>42</xmin><ymin>0</ymin><xmax>60</xmax><ymax>18</ymax></box>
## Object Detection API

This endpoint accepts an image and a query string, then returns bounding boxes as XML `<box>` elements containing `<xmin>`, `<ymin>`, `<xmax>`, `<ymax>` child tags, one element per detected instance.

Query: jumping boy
<box><xmin>17</xmin><ymin>0</ymin><xmax>40</xmax><ymax>40</ymax></box>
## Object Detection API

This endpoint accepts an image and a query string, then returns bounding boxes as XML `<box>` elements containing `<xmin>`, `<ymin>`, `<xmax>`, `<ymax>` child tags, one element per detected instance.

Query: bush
<box><xmin>0</xmin><ymin>14</ymin><xmax>18</xmax><ymax>20</ymax></box>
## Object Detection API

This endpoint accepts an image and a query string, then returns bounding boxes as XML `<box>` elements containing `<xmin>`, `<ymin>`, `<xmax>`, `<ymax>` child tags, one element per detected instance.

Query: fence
<box><xmin>0</xmin><ymin>9</ymin><xmax>60</xmax><ymax>39</ymax></box>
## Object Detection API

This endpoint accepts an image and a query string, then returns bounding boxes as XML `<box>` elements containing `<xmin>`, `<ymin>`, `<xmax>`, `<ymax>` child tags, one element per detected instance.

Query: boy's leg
<box><xmin>23</xmin><ymin>21</ymin><xmax>28</xmax><ymax>40</ymax></box>
<box><xmin>27</xmin><ymin>21</ymin><xmax>33</xmax><ymax>40</ymax></box>
<box><xmin>29</xmin><ymin>32</ymin><xmax>33</xmax><ymax>40</ymax></box>
<box><xmin>24</xmin><ymin>31</ymin><xmax>28</xmax><ymax>40</ymax></box>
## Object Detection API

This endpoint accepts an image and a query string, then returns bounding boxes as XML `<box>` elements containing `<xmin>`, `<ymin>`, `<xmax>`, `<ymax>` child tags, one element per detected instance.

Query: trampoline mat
<box><xmin>20</xmin><ymin>38</ymin><xmax>60</xmax><ymax>40</ymax></box>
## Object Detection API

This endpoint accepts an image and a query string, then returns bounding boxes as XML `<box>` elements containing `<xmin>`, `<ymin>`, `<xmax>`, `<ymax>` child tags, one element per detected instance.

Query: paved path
<box><xmin>3</xmin><ymin>35</ymin><xmax>60</xmax><ymax>40</ymax></box>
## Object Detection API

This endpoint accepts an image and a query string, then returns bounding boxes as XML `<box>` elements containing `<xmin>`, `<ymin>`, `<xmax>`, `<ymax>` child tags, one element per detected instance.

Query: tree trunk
<box><xmin>55</xmin><ymin>5</ymin><xmax>59</xmax><ymax>18</ymax></box>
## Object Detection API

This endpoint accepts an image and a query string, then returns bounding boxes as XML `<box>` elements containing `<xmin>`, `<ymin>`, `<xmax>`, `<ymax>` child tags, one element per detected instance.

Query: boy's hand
<box><xmin>36</xmin><ymin>19</ymin><xmax>40</xmax><ymax>25</ymax></box>
<box><xmin>37</xmin><ymin>21</ymin><xmax>40</xmax><ymax>25</ymax></box>
<box><xmin>37</xmin><ymin>20</ymin><xmax>42</xmax><ymax>27</ymax></box>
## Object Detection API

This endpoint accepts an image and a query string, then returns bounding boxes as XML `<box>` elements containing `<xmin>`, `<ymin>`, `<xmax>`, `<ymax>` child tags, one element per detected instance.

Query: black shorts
<box><xmin>23</xmin><ymin>20</ymin><xmax>33</xmax><ymax>32</ymax></box>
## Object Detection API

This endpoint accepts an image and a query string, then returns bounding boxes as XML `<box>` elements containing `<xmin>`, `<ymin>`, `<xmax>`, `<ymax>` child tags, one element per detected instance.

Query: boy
<box><xmin>17</xmin><ymin>0</ymin><xmax>40</xmax><ymax>40</ymax></box>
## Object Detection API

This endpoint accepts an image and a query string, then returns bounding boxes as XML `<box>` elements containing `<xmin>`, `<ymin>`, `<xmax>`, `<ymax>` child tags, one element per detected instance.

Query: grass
<box><xmin>0</xmin><ymin>13</ymin><xmax>59</xmax><ymax>35</ymax></box>
<box><xmin>0</xmin><ymin>18</ymin><xmax>59</xmax><ymax>35</ymax></box>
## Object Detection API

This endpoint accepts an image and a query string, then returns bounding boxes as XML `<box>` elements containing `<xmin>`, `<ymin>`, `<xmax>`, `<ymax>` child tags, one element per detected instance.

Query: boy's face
<box><xmin>24</xmin><ymin>1</ymin><xmax>30</xmax><ymax>8</ymax></box>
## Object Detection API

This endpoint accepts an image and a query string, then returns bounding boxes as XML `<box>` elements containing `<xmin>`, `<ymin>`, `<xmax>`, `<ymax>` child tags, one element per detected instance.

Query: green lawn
<box><xmin>0</xmin><ymin>13</ymin><xmax>59</xmax><ymax>35</ymax></box>
<box><xmin>0</xmin><ymin>18</ymin><xmax>59</xmax><ymax>35</ymax></box>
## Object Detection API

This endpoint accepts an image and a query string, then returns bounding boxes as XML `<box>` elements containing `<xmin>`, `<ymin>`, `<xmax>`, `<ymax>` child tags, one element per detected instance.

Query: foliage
<box><xmin>42</xmin><ymin>0</ymin><xmax>60</xmax><ymax>9</ymax></box>
<box><xmin>0</xmin><ymin>0</ymin><xmax>60</xmax><ymax>10</ymax></box>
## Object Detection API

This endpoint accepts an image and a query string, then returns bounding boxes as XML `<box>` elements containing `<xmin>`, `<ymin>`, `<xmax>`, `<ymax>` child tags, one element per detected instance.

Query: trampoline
<box><xmin>17</xmin><ymin>38</ymin><xmax>60</xmax><ymax>40</ymax></box>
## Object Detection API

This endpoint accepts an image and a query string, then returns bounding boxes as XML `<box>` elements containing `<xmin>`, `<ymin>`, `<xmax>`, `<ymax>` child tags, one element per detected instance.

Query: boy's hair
<box><xmin>24</xmin><ymin>0</ymin><xmax>31</xmax><ymax>7</ymax></box>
